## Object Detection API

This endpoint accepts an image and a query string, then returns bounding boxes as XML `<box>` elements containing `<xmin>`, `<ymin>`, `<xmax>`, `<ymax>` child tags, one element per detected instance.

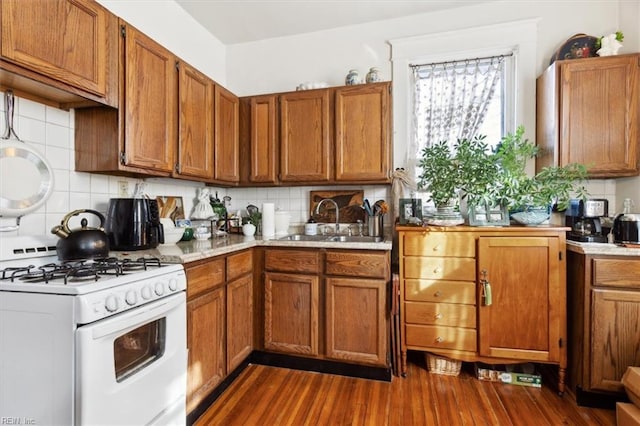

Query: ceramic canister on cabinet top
<box><xmin>366</xmin><ymin>67</ymin><xmax>381</xmax><ymax>83</ymax></box>
<box><xmin>345</xmin><ymin>69</ymin><xmax>360</xmax><ymax>85</ymax></box>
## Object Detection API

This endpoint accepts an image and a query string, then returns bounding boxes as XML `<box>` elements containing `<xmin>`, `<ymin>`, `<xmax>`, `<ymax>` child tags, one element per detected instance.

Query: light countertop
<box><xmin>566</xmin><ymin>240</ymin><xmax>640</xmax><ymax>257</ymax></box>
<box><xmin>111</xmin><ymin>233</ymin><xmax>393</xmax><ymax>264</ymax></box>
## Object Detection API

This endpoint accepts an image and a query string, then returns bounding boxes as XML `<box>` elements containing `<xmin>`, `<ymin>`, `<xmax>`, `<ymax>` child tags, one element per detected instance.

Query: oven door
<box><xmin>75</xmin><ymin>292</ymin><xmax>187</xmax><ymax>426</ymax></box>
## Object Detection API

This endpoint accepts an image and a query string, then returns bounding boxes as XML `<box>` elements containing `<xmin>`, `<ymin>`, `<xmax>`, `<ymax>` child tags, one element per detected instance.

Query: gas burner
<box><xmin>0</xmin><ymin>256</ymin><xmax>164</xmax><ymax>285</ymax></box>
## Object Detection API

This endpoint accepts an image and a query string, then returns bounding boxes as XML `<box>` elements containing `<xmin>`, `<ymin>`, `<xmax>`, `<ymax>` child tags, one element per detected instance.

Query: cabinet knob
<box><xmin>433</xmin><ymin>290</ymin><xmax>441</xmax><ymax>297</ymax></box>
<box><xmin>432</xmin><ymin>245</ymin><xmax>441</xmax><ymax>252</ymax></box>
<box><xmin>435</xmin><ymin>336</ymin><xmax>444</xmax><ymax>343</ymax></box>
<box><xmin>433</xmin><ymin>267</ymin><xmax>441</xmax><ymax>274</ymax></box>
<box><xmin>435</xmin><ymin>313</ymin><xmax>443</xmax><ymax>320</ymax></box>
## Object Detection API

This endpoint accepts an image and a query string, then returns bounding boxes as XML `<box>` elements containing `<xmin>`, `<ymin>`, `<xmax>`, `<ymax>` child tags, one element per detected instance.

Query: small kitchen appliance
<box><xmin>0</xmin><ymin>235</ymin><xmax>187</xmax><ymax>425</ymax></box>
<box><xmin>565</xmin><ymin>198</ymin><xmax>609</xmax><ymax>243</ymax></box>
<box><xmin>105</xmin><ymin>198</ymin><xmax>164</xmax><ymax>250</ymax></box>
<box><xmin>613</xmin><ymin>198</ymin><xmax>640</xmax><ymax>245</ymax></box>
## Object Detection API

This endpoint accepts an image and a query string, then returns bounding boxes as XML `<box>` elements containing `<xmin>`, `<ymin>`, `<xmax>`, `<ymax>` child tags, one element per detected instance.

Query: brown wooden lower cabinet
<box><xmin>567</xmin><ymin>252</ymin><xmax>640</xmax><ymax>403</ymax></box>
<box><xmin>398</xmin><ymin>226</ymin><xmax>568</xmax><ymax>393</ymax></box>
<box><xmin>186</xmin><ymin>249</ymin><xmax>253</xmax><ymax>415</ymax></box>
<box><xmin>263</xmin><ymin>248</ymin><xmax>390</xmax><ymax>367</ymax></box>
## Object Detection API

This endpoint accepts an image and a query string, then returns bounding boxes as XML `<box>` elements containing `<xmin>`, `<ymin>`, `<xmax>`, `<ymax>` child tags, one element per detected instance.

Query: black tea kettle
<box><xmin>51</xmin><ymin>209</ymin><xmax>110</xmax><ymax>261</ymax></box>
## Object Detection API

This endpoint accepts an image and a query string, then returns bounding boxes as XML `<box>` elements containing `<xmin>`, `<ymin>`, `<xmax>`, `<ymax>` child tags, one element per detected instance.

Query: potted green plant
<box><xmin>487</xmin><ymin>126</ymin><xmax>589</xmax><ymax>224</ymax></box>
<box><xmin>417</xmin><ymin>140</ymin><xmax>463</xmax><ymax>209</ymax></box>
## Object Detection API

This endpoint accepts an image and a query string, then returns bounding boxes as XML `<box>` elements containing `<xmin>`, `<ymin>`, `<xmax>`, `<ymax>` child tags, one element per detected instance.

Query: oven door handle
<box><xmin>85</xmin><ymin>292</ymin><xmax>185</xmax><ymax>340</ymax></box>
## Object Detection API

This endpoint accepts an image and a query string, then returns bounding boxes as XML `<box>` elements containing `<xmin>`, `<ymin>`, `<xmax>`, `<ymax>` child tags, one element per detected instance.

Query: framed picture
<box><xmin>399</xmin><ymin>198</ymin><xmax>422</xmax><ymax>225</ymax></box>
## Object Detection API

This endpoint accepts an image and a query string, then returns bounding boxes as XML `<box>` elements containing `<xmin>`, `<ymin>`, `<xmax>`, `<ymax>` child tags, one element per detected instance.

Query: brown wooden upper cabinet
<box><xmin>536</xmin><ymin>53</ymin><xmax>639</xmax><ymax>177</ymax></box>
<box><xmin>176</xmin><ymin>62</ymin><xmax>215</xmax><ymax>181</ymax></box>
<box><xmin>240</xmin><ymin>81</ymin><xmax>391</xmax><ymax>186</ymax></box>
<box><xmin>334</xmin><ymin>83</ymin><xmax>391</xmax><ymax>182</ymax></box>
<box><xmin>279</xmin><ymin>89</ymin><xmax>333</xmax><ymax>183</ymax></box>
<box><xmin>0</xmin><ymin>0</ymin><xmax>118</xmax><ymax>108</ymax></box>
<box><xmin>213</xmin><ymin>85</ymin><xmax>240</xmax><ymax>184</ymax></box>
<box><xmin>75</xmin><ymin>20</ymin><xmax>177</xmax><ymax>177</ymax></box>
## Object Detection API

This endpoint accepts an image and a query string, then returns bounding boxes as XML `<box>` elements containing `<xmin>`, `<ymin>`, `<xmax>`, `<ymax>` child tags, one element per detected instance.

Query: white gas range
<box><xmin>0</xmin><ymin>235</ymin><xmax>188</xmax><ymax>425</ymax></box>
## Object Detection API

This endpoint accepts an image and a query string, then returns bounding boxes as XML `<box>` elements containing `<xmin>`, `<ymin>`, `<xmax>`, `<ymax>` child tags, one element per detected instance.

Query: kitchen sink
<box><xmin>278</xmin><ymin>234</ymin><xmax>383</xmax><ymax>243</ymax></box>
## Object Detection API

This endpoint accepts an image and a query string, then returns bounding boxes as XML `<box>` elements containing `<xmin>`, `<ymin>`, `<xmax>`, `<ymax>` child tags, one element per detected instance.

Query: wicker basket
<box><xmin>426</xmin><ymin>353</ymin><xmax>462</xmax><ymax>376</ymax></box>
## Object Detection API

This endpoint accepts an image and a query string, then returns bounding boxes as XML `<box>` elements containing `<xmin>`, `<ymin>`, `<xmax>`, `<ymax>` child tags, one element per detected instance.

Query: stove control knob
<box><xmin>125</xmin><ymin>290</ymin><xmax>138</xmax><ymax>306</ymax></box>
<box><xmin>155</xmin><ymin>282</ymin><xmax>165</xmax><ymax>296</ymax></box>
<box><xmin>141</xmin><ymin>285</ymin><xmax>152</xmax><ymax>300</ymax></box>
<box><xmin>105</xmin><ymin>295</ymin><xmax>119</xmax><ymax>312</ymax></box>
<box><xmin>168</xmin><ymin>278</ymin><xmax>178</xmax><ymax>291</ymax></box>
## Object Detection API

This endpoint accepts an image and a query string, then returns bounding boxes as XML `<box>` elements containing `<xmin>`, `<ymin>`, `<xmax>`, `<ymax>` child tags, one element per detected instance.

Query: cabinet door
<box><xmin>227</xmin><ymin>274</ymin><xmax>253</xmax><ymax>373</ymax></box>
<box><xmin>214</xmin><ymin>84</ymin><xmax>240</xmax><ymax>183</ymax></box>
<box><xmin>537</xmin><ymin>54</ymin><xmax>639</xmax><ymax>177</ymax></box>
<box><xmin>264</xmin><ymin>272</ymin><xmax>319</xmax><ymax>355</ymax></box>
<box><xmin>590</xmin><ymin>288</ymin><xmax>640</xmax><ymax>393</ymax></box>
<box><xmin>279</xmin><ymin>90</ymin><xmax>331</xmax><ymax>182</ymax></box>
<box><xmin>187</xmin><ymin>286</ymin><xmax>225</xmax><ymax>413</ymax></box>
<box><xmin>1</xmin><ymin>0</ymin><xmax>116</xmax><ymax>102</ymax></box>
<box><xmin>122</xmin><ymin>23</ymin><xmax>176</xmax><ymax>173</ymax></box>
<box><xmin>176</xmin><ymin>61</ymin><xmax>214</xmax><ymax>180</ymax></box>
<box><xmin>334</xmin><ymin>82</ymin><xmax>391</xmax><ymax>182</ymax></box>
<box><xmin>249</xmin><ymin>95</ymin><xmax>278</xmax><ymax>183</ymax></box>
<box><xmin>477</xmin><ymin>236</ymin><xmax>564</xmax><ymax>362</ymax></box>
<box><xmin>325</xmin><ymin>277</ymin><xmax>387</xmax><ymax>366</ymax></box>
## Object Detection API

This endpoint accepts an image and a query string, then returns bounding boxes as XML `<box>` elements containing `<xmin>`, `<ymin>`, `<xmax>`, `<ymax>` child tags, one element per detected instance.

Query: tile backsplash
<box><xmin>0</xmin><ymin>92</ymin><xmax>390</xmax><ymax>237</ymax></box>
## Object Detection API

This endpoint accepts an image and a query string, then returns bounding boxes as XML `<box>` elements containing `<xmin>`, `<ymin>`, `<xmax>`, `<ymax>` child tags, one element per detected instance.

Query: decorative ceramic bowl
<box><xmin>162</xmin><ymin>227</ymin><xmax>185</xmax><ymax>244</ymax></box>
<box><xmin>510</xmin><ymin>210</ymin><xmax>550</xmax><ymax>226</ymax></box>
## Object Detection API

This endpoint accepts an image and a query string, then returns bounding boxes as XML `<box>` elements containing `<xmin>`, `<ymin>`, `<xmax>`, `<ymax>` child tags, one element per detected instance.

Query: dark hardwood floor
<box><xmin>194</xmin><ymin>354</ymin><xmax>616</xmax><ymax>425</ymax></box>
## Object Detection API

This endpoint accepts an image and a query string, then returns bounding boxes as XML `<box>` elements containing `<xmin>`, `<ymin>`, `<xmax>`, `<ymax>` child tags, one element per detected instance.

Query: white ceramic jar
<box><xmin>345</xmin><ymin>69</ymin><xmax>360</xmax><ymax>85</ymax></box>
<box><xmin>366</xmin><ymin>67</ymin><xmax>381</xmax><ymax>83</ymax></box>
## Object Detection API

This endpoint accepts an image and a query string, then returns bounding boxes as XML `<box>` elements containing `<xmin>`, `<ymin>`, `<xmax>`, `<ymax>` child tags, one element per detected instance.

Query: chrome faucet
<box><xmin>315</xmin><ymin>198</ymin><xmax>339</xmax><ymax>234</ymax></box>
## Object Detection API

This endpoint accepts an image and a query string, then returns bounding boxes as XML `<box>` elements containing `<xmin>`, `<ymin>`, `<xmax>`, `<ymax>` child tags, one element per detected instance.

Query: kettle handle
<box><xmin>52</xmin><ymin>209</ymin><xmax>106</xmax><ymax>237</ymax></box>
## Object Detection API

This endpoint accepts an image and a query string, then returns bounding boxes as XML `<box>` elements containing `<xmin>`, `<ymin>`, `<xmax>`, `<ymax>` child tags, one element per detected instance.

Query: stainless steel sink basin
<box><xmin>278</xmin><ymin>234</ymin><xmax>383</xmax><ymax>243</ymax></box>
<box><xmin>278</xmin><ymin>234</ymin><xmax>328</xmax><ymax>242</ymax></box>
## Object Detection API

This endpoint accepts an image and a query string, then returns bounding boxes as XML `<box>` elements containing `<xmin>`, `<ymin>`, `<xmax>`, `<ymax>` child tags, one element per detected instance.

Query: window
<box><xmin>410</xmin><ymin>53</ymin><xmax>515</xmax><ymax>209</ymax></box>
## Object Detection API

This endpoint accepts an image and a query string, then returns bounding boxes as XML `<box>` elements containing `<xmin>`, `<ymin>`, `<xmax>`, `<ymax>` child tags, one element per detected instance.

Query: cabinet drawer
<box><xmin>403</xmin><ymin>232</ymin><xmax>475</xmax><ymax>257</ymax></box>
<box><xmin>265</xmin><ymin>249</ymin><xmax>320</xmax><ymax>273</ymax></box>
<box><xmin>405</xmin><ymin>301</ymin><xmax>476</xmax><ymax>328</ymax></box>
<box><xmin>593</xmin><ymin>258</ymin><xmax>640</xmax><ymax>288</ymax></box>
<box><xmin>186</xmin><ymin>258</ymin><xmax>225</xmax><ymax>299</ymax></box>
<box><xmin>404</xmin><ymin>257</ymin><xmax>476</xmax><ymax>281</ymax></box>
<box><xmin>227</xmin><ymin>250</ymin><xmax>253</xmax><ymax>281</ymax></box>
<box><xmin>325</xmin><ymin>250</ymin><xmax>389</xmax><ymax>278</ymax></box>
<box><xmin>405</xmin><ymin>324</ymin><xmax>476</xmax><ymax>352</ymax></box>
<box><xmin>404</xmin><ymin>279</ymin><xmax>476</xmax><ymax>304</ymax></box>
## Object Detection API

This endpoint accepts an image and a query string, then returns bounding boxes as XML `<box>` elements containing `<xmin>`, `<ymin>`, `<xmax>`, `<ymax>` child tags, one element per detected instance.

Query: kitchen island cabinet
<box><xmin>398</xmin><ymin>226</ymin><xmax>568</xmax><ymax>393</ymax></box>
<box><xmin>536</xmin><ymin>53</ymin><xmax>639</xmax><ymax>177</ymax></box>
<box><xmin>263</xmin><ymin>247</ymin><xmax>390</xmax><ymax>367</ymax></box>
<box><xmin>0</xmin><ymin>0</ymin><xmax>118</xmax><ymax>108</ymax></box>
<box><xmin>567</xmin><ymin>248</ymin><xmax>640</xmax><ymax>406</ymax></box>
<box><xmin>185</xmin><ymin>249</ymin><xmax>253</xmax><ymax>415</ymax></box>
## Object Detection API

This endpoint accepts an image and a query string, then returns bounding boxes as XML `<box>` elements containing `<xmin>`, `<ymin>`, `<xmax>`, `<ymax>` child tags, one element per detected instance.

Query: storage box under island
<box><xmin>475</xmin><ymin>362</ymin><xmax>542</xmax><ymax>388</ymax></box>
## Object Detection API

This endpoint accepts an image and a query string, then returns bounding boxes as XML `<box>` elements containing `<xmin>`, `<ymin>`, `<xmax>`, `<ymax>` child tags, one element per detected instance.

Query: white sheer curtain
<box><xmin>408</xmin><ymin>55</ymin><xmax>505</xmax><ymax>180</ymax></box>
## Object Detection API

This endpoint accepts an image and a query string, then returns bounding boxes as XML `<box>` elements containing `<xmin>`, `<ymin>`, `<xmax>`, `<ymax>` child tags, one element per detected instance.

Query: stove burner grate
<box><xmin>0</xmin><ymin>257</ymin><xmax>164</xmax><ymax>285</ymax></box>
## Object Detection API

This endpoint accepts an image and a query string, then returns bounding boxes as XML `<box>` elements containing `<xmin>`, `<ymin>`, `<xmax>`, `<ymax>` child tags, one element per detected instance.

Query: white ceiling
<box><xmin>174</xmin><ymin>0</ymin><xmax>493</xmax><ymax>44</ymax></box>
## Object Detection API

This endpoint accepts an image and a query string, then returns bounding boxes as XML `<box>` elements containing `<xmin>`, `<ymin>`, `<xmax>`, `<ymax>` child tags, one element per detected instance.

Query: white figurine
<box><xmin>597</xmin><ymin>33</ymin><xmax>623</xmax><ymax>56</ymax></box>
<box><xmin>192</xmin><ymin>188</ymin><xmax>214</xmax><ymax>219</ymax></box>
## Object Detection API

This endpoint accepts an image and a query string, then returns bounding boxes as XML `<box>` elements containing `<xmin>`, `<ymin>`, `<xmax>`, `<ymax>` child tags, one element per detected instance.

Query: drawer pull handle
<box><xmin>434</xmin><ymin>290</ymin><xmax>441</xmax><ymax>297</ymax></box>
<box><xmin>435</xmin><ymin>313</ymin><xmax>443</xmax><ymax>320</ymax></box>
<box><xmin>435</xmin><ymin>336</ymin><xmax>444</xmax><ymax>343</ymax></box>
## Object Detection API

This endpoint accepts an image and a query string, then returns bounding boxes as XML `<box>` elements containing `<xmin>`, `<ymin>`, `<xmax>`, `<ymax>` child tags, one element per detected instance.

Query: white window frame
<box><xmin>389</xmin><ymin>19</ymin><xmax>539</xmax><ymax>181</ymax></box>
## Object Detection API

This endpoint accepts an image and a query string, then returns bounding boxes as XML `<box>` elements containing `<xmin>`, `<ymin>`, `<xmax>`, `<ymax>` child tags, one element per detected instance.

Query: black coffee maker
<box><xmin>105</xmin><ymin>198</ymin><xmax>165</xmax><ymax>250</ymax></box>
<box><xmin>565</xmin><ymin>199</ymin><xmax>609</xmax><ymax>243</ymax></box>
